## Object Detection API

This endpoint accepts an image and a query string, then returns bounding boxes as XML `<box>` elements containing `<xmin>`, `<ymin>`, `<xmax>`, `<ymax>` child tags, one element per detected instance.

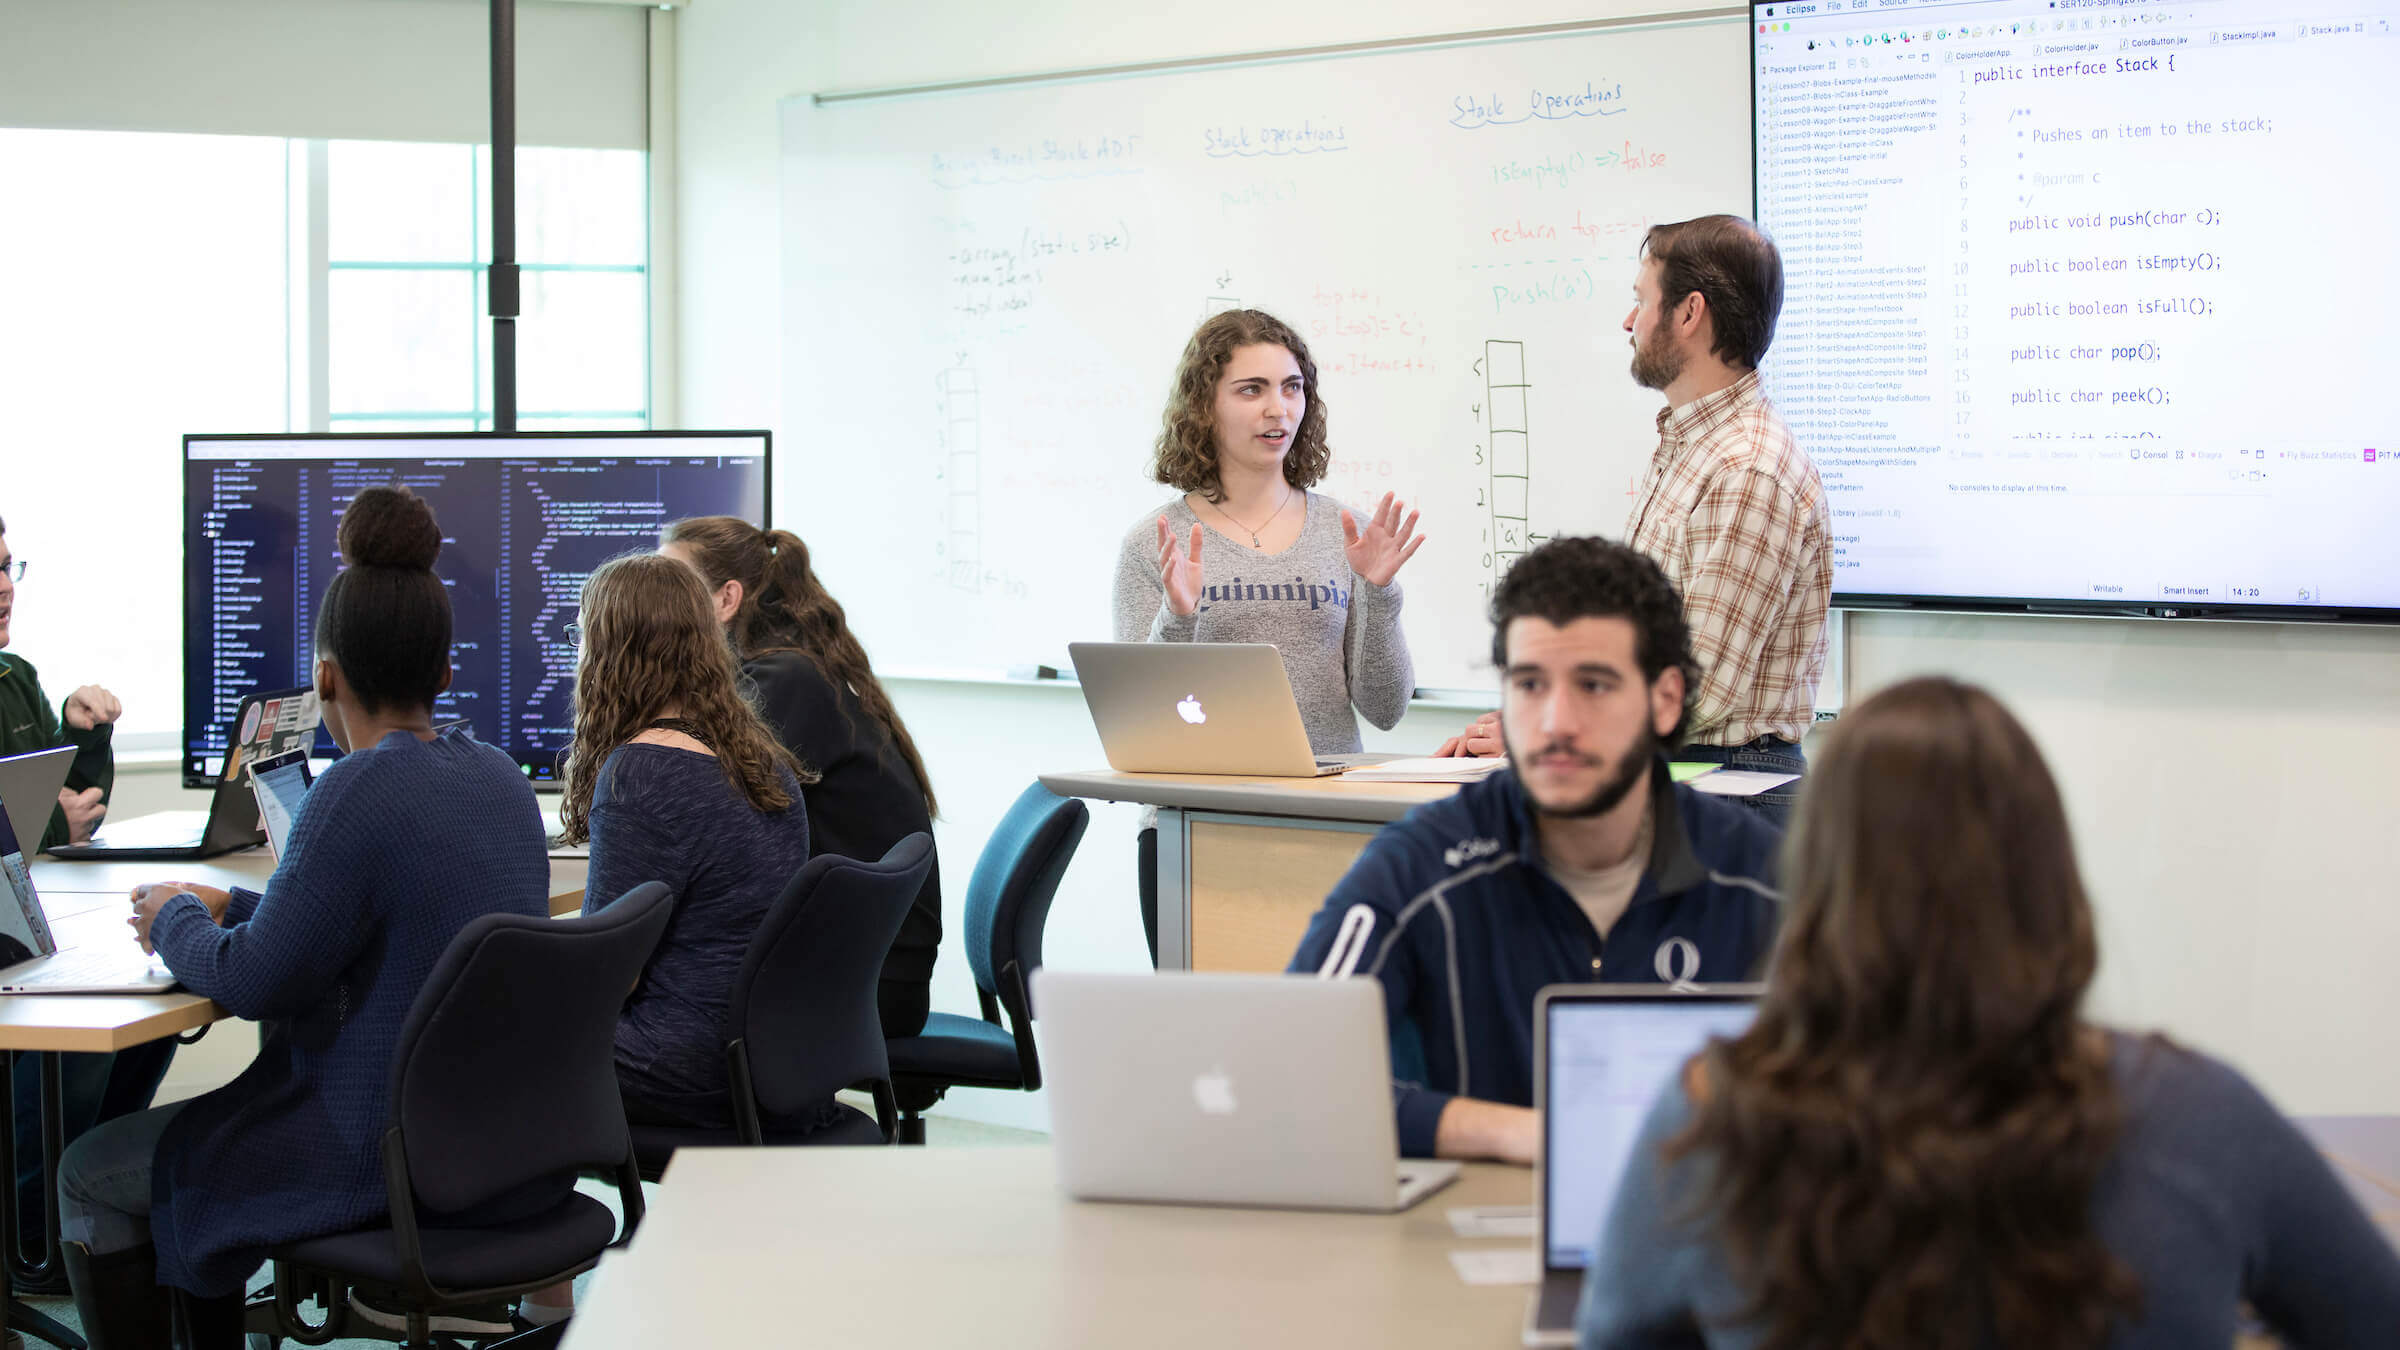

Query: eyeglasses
<box><xmin>0</xmin><ymin>561</ymin><xmax>23</xmax><ymax>583</ymax></box>
<box><xmin>564</xmin><ymin>622</ymin><xmax>583</xmax><ymax>650</ymax></box>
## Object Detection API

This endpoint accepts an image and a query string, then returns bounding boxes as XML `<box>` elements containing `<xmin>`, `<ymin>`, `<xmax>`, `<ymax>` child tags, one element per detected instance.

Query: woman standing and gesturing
<box><xmin>1111</xmin><ymin>308</ymin><xmax>1425</xmax><ymax>960</ymax></box>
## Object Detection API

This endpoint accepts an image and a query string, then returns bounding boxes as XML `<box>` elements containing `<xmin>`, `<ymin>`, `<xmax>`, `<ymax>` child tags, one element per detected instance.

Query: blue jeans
<box><xmin>1677</xmin><ymin>737</ymin><xmax>1806</xmax><ymax>829</ymax></box>
<box><xmin>55</xmin><ymin>1101</ymin><xmax>182</xmax><ymax>1256</ymax></box>
<box><xmin>13</xmin><ymin>1042</ymin><xmax>177</xmax><ymax>1243</ymax></box>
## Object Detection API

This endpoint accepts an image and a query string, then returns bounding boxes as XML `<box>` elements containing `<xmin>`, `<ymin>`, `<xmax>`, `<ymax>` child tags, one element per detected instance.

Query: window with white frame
<box><xmin>0</xmin><ymin>128</ymin><xmax>648</xmax><ymax>743</ymax></box>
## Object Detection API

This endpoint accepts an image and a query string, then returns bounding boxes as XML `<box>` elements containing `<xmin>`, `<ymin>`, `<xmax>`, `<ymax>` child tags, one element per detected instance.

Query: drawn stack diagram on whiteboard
<box><xmin>1484</xmin><ymin>339</ymin><xmax>1533</xmax><ymax>586</ymax></box>
<box><xmin>937</xmin><ymin>360</ymin><xmax>981</xmax><ymax>593</ymax></box>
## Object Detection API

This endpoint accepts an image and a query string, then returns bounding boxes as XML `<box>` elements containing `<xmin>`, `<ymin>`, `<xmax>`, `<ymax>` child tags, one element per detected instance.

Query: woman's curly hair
<box><xmin>1149</xmin><ymin>309</ymin><xmax>1330</xmax><ymax>501</ymax></box>
<box><xmin>556</xmin><ymin>551</ymin><xmax>814</xmax><ymax>845</ymax></box>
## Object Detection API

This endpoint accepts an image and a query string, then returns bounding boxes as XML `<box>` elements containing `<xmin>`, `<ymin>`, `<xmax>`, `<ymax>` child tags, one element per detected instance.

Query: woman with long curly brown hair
<box><xmin>1109</xmin><ymin>308</ymin><xmax>1426</xmax><ymax>959</ymax></box>
<box><xmin>1578</xmin><ymin>676</ymin><xmax>2400</xmax><ymax>1349</ymax></box>
<box><xmin>558</xmin><ymin>552</ymin><xmax>825</xmax><ymax>1126</ymax></box>
<box><xmin>660</xmin><ymin>515</ymin><xmax>942</xmax><ymax>1038</ymax></box>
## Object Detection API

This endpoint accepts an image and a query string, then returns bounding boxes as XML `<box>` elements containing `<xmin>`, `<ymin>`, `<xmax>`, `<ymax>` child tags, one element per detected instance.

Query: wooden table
<box><xmin>1039</xmin><ymin>769</ymin><xmax>1460</xmax><ymax>972</ymax></box>
<box><xmin>564</xmin><ymin>1148</ymin><xmax>1535</xmax><ymax>1349</ymax></box>
<box><xmin>567</xmin><ymin>1123</ymin><xmax>2400</xmax><ymax>1350</ymax></box>
<box><xmin>33</xmin><ymin>847</ymin><xmax>590</xmax><ymax>917</ymax></box>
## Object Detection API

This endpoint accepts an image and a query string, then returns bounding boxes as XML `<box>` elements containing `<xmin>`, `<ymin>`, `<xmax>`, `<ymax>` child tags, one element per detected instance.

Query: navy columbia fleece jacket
<box><xmin>1287</xmin><ymin>758</ymin><xmax>1785</xmax><ymax>1157</ymax></box>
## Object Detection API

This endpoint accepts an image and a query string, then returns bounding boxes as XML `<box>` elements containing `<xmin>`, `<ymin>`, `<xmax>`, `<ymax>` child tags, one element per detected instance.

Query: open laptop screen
<box><xmin>1542</xmin><ymin>993</ymin><xmax>1758</xmax><ymax>1270</ymax></box>
<box><xmin>248</xmin><ymin>751</ymin><xmax>312</xmax><ymax>859</ymax></box>
<box><xmin>0</xmin><ymin>807</ymin><xmax>58</xmax><ymax>968</ymax></box>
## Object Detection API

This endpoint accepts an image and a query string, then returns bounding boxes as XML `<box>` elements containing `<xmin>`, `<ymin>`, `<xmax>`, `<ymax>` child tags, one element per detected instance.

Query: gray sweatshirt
<box><xmin>1111</xmin><ymin>491</ymin><xmax>1413</xmax><ymax>755</ymax></box>
<box><xmin>1577</xmin><ymin>1032</ymin><xmax>2400</xmax><ymax>1349</ymax></box>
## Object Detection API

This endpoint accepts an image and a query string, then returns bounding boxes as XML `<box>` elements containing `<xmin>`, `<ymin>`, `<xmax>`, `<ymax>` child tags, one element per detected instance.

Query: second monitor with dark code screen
<box><xmin>184</xmin><ymin>430</ymin><xmax>770</xmax><ymax>789</ymax></box>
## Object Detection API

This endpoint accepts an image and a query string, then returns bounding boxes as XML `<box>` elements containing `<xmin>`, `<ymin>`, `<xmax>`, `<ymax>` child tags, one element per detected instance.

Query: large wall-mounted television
<box><xmin>184</xmin><ymin>430</ymin><xmax>771</xmax><ymax>787</ymax></box>
<box><xmin>1754</xmin><ymin>0</ymin><xmax>2398</xmax><ymax>623</ymax></box>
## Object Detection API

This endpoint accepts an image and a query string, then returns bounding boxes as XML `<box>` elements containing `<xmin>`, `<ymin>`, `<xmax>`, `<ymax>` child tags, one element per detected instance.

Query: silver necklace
<box><xmin>1210</xmin><ymin>486</ymin><xmax>1295</xmax><ymax>547</ymax></box>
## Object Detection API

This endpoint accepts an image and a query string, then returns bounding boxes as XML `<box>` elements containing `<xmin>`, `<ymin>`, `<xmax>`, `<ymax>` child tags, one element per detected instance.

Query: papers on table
<box><xmin>1339</xmin><ymin>757</ymin><xmax>1798</xmax><ymax>795</ymax></box>
<box><xmin>1339</xmin><ymin>757</ymin><xmax>1511</xmax><ymax>783</ymax></box>
<box><xmin>1685</xmin><ymin>770</ymin><xmax>1800</xmax><ymax>798</ymax></box>
<box><xmin>1447</xmin><ymin>1247</ymin><xmax>1540</xmax><ymax>1286</ymax></box>
<box><xmin>1447</xmin><ymin>1205</ymin><xmax>1537</xmax><ymax>1240</ymax></box>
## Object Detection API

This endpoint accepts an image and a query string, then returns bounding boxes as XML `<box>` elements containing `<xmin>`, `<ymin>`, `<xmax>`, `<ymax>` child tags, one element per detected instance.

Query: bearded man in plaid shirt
<box><xmin>1441</xmin><ymin>216</ymin><xmax>1831</xmax><ymax>826</ymax></box>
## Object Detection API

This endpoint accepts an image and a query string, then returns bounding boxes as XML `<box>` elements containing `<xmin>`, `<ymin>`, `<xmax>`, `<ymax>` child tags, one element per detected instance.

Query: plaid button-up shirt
<box><xmin>1624</xmin><ymin>370</ymin><xmax>1831</xmax><ymax>747</ymax></box>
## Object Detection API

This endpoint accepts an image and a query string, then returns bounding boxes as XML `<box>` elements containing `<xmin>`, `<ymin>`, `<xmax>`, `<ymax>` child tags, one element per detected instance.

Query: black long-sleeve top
<box><xmin>742</xmin><ymin>650</ymin><xmax>941</xmax><ymax>985</ymax></box>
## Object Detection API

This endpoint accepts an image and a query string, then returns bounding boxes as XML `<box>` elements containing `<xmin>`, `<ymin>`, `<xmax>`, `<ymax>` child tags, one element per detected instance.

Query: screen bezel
<box><xmin>1534</xmin><ymin>983</ymin><xmax>1763</xmax><ymax>1272</ymax></box>
<box><xmin>1748</xmin><ymin>1</ymin><xmax>2400</xmax><ymax>628</ymax></box>
<box><xmin>245</xmin><ymin>748</ymin><xmax>313</xmax><ymax>859</ymax></box>
<box><xmin>181</xmin><ymin>429</ymin><xmax>774</xmax><ymax>788</ymax></box>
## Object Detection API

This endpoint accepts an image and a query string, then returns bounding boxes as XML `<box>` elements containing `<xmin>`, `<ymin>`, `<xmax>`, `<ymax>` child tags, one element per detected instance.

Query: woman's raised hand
<box><xmin>1340</xmin><ymin>493</ymin><xmax>1425</xmax><ymax>587</ymax></box>
<box><xmin>1155</xmin><ymin>516</ymin><xmax>1205</xmax><ymax>616</ymax></box>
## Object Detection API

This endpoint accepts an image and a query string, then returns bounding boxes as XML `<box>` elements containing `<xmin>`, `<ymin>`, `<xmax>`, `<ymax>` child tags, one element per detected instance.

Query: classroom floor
<box><xmin>14</xmin><ymin>1111</ymin><xmax>1045</xmax><ymax>1347</ymax></box>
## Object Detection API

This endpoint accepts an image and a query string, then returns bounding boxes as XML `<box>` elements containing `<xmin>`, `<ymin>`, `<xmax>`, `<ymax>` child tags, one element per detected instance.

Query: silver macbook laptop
<box><xmin>1526</xmin><ymin>984</ymin><xmax>1762</xmax><ymax>1346</ymax></box>
<box><xmin>52</xmin><ymin>686</ymin><xmax>318</xmax><ymax>860</ymax></box>
<box><xmin>0</xmin><ymin>794</ymin><xmax>178</xmax><ymax>995</ymax></box>
<box><xmin>1068</xmin><ymin>642</ymin><xmax>1377</xmax><ymax>777</ymax></box>
<box><xmin>1037</xmin><ymin>970</ymin><xmax>1461</xmax><ymax>1212</ymax></box>
<box><xmin>0</xmin><ymin>746</ymin><xmax>76</xmax><ymax>861</ymax></box>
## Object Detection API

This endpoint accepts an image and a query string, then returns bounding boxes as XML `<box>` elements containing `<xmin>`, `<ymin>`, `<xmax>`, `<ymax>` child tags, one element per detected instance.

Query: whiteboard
<box><xmin>780</xmin><ymin>15</ymin><xmax>1752</xmax><ymax>692</ymax></box>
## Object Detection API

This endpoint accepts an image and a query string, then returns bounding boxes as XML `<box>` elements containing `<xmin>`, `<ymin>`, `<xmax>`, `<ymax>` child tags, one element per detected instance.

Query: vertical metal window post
<box><xmin>490</xmin><ymin>0</ymin><xmax>520</xmax><ymax>432</ymax></box>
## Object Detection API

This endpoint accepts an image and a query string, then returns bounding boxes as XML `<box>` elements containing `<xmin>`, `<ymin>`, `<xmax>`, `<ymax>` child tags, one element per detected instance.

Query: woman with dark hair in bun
<box><xmin>661</xmin><ymin>515</ymin><xmax>942</xmax><ymax>1038</ymax></box>
<box><xmin>57</xmin><ymin>486</ymin><xmax>553</xmax><ymax>1346</ymax></box>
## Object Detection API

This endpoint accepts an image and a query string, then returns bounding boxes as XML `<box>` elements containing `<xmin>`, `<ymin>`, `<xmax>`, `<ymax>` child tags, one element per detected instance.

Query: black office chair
<box><xmin>628</xmin><ymin>834</ymin><xmax>935</xmax><ymax>1178</ymax></box>
<box><xmin>245</xmin><ymin>882</ymin><xmax>675</xmax><ymax>1349</ymax></box>
<box><xmin>887</xmin><ymin>783</ymin><xmax>1088</xmax><ymax>1145</ymax></box>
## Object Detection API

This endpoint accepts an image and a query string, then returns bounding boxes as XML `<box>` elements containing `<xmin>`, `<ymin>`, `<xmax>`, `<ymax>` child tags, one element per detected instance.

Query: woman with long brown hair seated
<box><xmin>557</xmin><ymin>552</ymin><xmax>818</xmax><ymax>1129</ymax></box>
<box><xmin>1578</xmin><ymin>677</ymin><xmax>2400</xmax><ymax>1349</ymax></box>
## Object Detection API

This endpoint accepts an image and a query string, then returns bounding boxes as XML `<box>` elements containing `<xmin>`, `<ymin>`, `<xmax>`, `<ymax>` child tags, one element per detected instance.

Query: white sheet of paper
<box><xmin>1448</xmin><ymin>1247</ymin><xmax>1541</xmax><ymax>1286</ymax></box>
<box><xmin>1339</xmin><ymin>756</ymin><xmax>1511</xmax><ymax>783</ymax></box>
<box><xmin>1447</xmin><ymin>1205</ymin><xmax>1538</xmax><ymax>1239</ymax></box>
<box><xmin>1687</xmin><ymin>769</ymin><xmax>1800</xmax><ymax>797</ymax></box>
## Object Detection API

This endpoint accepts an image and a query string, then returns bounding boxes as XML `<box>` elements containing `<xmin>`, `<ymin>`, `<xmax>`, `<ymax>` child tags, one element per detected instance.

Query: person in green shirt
<box><xmin>0</xmin><ymin>513</ymin><xmax>168</xmax><ymax>1296</ymax></box>
<box><xmin>0</xmin><ymin>517</ymin><xmax>119</xmax><ymax>850</ymax></box>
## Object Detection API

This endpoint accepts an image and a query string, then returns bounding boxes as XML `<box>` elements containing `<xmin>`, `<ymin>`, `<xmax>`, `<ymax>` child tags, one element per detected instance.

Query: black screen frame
<box><xmin>180</xmin><ymin>428</ymin><xmax>774</xmax><ymax>789</ymax></box>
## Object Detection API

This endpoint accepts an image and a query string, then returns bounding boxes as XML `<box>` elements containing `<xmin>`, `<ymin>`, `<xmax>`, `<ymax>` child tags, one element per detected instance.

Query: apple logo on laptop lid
<box><xmin>1192</xmin><ymin>1067</ymin><xmax>1237</xmax><ymax>1115</ymax></box>
<box><xmin>1176</xmin><ymin>694</ymin><xmax>1207</xmax><ymax>725</ymax></box>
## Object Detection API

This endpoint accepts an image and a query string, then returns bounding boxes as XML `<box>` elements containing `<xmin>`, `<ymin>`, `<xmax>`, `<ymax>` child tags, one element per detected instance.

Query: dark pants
<box><xmin>1677</xmin><ymin>737</ymin><xmax>1807</xmax><ymax>829</ymax></box>
<box><xmin>876</xmin><ymin>979</ymin><xmax>930</xmax><ymax>1040</ymax></box>
<box><xmin>1136</xmin><ymin>828</ymin><xmax>1159</xmax><ymax>967</ymax></box>
<box><xmin>15</xmin><ymin>1042</ymin><xmax>178</xmax><ymax>1246</ymax></box>
<box><xmin>56</xmin><ymin>1101</ymin><xmax>184</xmax><ymax>1255</ymax></box>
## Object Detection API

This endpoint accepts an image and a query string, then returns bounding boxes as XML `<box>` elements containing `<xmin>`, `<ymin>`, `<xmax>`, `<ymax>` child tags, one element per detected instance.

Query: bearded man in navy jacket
<box><xmin>1289</xmin><ymin>536</ymin><xmax>1784</xmax><ymax>1164</ymax></box>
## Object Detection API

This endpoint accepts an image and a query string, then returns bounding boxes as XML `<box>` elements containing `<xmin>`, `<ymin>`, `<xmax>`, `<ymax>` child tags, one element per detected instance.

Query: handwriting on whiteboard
<box><xmin>1202</xmin><ymin>122</ymin><xmax>1350</xmax><ymax>157</ymax></box>
<box><xmin>1450</xmin><ymin>83</ymin><xmax>1628</xmax><ymax>130</ymax></box>
<box><xmin>929</xmin><ymin>134</ymin><xmax>1145</xmax><ymax>189</ymax></box>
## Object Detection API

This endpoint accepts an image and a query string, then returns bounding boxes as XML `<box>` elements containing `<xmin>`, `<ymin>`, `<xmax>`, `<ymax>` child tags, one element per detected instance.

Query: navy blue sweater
<box><xmin>146</xmin><ymin>728</ymin><xmax>550</xmax><ymax>1295</ymax></box>
<box><xmin>1287</xmin><ymin>761</ymin><xmax>1784</xmax><ymax>1157</ymax></box>
<box><xmin>1579</xmin><ymin>1033</ymin><xmax>2400</xmax><ymax>1348</ymax></box>
<box><xmin>581</xmin><ymin>744</ymin><xmax>812</xmax><ymax>1129</ymax></box>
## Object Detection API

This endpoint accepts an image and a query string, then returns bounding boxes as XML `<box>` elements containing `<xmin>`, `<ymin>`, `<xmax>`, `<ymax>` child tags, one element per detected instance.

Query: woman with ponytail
<box><xmin>62</xmin><ymin>486</ymin><xmax>552</xmax><ymax>1345</ymax></box>
<box><xmin>1577</xmin><ymin>678</ymin><xmax>2400</xmax><ymax>1350</ymax></box>
<box><xmin>661</xmin><ymin>516</ymin><xmax>942</xmax><ymax>1039</ymax></box>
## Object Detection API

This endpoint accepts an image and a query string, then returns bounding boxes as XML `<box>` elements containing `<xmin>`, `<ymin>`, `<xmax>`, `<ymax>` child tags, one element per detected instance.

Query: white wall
<box><xmin>675</xmin><ymin>0</ymin><xmax>2400</xmax><ymax>1131</ymax></box>
<box><xmin>1</xmin><ymin>0</ymin><xmax>647</xmax><ymax>149</ymax></box>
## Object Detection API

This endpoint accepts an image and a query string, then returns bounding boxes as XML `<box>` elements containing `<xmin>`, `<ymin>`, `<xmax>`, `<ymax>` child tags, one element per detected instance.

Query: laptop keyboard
<box><xmin>84</xmin><ymin>811</ymin><xmax>209</xmax><ymax>849</ymax></box>
<box><xmin>8</xmin><ymin>947</ymin><xmax>168</xmax><ymax>990</ymax></box>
